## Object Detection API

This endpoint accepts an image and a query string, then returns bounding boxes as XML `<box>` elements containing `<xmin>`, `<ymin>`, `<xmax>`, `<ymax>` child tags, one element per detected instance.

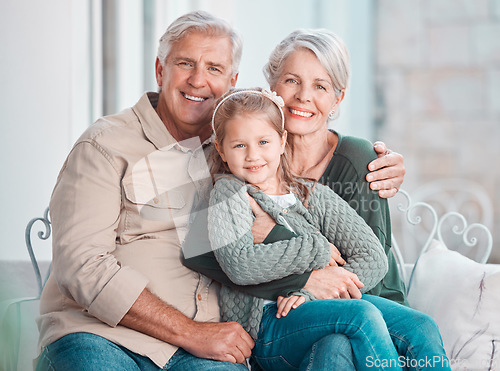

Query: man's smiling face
<box><xmin>155</xmin><ymin>30</ymin><xmax>237</xmax><ymax>140</ymax></box>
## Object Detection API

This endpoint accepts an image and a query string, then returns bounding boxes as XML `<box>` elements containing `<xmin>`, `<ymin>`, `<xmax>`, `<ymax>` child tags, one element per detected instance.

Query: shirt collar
<box><xmin>132</xmin><ymin>92</ymin><xmax>213</xmax><ymax>153</ymax></box>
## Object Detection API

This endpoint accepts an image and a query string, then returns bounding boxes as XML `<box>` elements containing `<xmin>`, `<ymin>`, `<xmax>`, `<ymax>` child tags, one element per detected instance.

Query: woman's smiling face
<box><xmin>273</xmin><ymin>48</ymin><xmax>342</xmax><ymax>137</ymax></box>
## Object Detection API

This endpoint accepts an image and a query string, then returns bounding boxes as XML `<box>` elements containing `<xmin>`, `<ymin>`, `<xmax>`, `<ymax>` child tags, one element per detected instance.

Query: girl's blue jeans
<box><xmin>252</xmin><ymin>294</ymin><xmax>451</xmax><ymax>371</ymax></box>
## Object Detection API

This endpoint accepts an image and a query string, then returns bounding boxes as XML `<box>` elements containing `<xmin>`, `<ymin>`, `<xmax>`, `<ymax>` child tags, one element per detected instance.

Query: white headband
<box><xmin>211</xmin><ymin>88</ymin><xmax>285</xmax><ymax>133</ymax></box>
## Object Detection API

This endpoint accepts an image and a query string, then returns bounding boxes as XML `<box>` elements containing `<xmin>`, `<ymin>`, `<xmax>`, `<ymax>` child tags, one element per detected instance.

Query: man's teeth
<box><xmin>184</xmin><ymin>93</ymin><xmax>206</xmax><ymax>102</ymax></box>
<box><xmin>290</xmin><ymin>108</ymin><xmax>313</xmax><ymax>118</ymax></box>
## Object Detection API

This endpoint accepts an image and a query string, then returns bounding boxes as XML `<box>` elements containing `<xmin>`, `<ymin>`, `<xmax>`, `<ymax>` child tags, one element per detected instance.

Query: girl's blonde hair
<box><xmin>211</xmin><ymin>87</ymin><xmax>311</xmax><ymax>202</ymax></box>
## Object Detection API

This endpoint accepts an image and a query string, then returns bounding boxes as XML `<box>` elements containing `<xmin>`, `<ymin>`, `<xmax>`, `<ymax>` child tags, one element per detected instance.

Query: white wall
<box><xmin>1</xmin><ymin>0</ymin><xmax>70</xmax><ymax>261</ymax></box>
<box><xmin>0</xmin><ymin>0</ymin><xmax>98</xmax><ymax>261</ymax></box>
<box><xmin>375</xmin><ymin>0</ymin><xmax>500</xmax><ymax>263</ymax></box>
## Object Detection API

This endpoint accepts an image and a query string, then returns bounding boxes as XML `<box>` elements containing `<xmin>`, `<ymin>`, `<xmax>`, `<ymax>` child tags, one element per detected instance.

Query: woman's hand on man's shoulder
<box><xmin>366</xmin><ymin>141</ymin><xmax>405</xmax><ymax>199</ymax></box>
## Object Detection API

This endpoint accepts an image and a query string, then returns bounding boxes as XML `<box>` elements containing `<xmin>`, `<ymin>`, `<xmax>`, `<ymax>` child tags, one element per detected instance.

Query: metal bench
<box><xmin>0</xmin><ymin>180</ymin><xmax>495</xmax><ymax>370</ymax></box>
<box><xmin>390</xmin><ymin>189</ymin><xmax>493</xmax><ymax>290</ymax></box>
<box><xmin>0</xmin><ymin>208</ymin><xmax>51</xmax><ymax>371</ymax></box>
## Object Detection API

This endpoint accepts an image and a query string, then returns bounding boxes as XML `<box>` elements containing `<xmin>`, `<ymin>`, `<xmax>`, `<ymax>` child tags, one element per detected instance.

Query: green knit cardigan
<box><xmin>208</xmin><ymin>176</ymin><xmax>388</xmax><ymax>339</ymax></box>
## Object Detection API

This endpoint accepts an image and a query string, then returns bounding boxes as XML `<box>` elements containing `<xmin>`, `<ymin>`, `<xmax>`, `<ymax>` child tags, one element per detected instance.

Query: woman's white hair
<box><xmin>157</xmin><ymin>10</ymin><xmax>243</xmax><ymax>78</ymax></box>
<box><xmin>263</xmin><ymin>29</ymin><xmax>350</xmax><ymax>99</ymax></box>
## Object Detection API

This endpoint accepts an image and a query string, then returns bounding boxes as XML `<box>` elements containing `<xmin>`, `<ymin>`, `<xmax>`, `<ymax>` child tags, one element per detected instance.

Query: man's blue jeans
<box><xmin>35</xmin><ymin>332</ymin><xmax>249</xmax><ymax>371</ymax></box>
<box><xmin>253</xmin><ymin>295</ymin><xmax>450</xmax><ymax>371</ymax></box>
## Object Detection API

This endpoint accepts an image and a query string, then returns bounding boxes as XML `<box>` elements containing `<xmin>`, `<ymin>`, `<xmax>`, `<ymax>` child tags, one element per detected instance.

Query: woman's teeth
<box><xmin>290</xmin><ymin>108</ymin><xmax>313</xmax><ymax>117</ymax></box>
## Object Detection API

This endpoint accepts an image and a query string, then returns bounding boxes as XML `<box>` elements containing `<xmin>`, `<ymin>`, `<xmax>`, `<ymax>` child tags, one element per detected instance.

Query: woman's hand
<box><xmin>329</xmin><ymin>243</ymin><xmax>346</xmax><ymax>266</ymax></box>
<box><xmin>304</xmin><ymin>266</ymin><xmax>364</xmax><ymax>299</ymax></box>
<box><xmin>367</xmin><ymin>141</ymin><xmax>406</xmax><ymax>198</ymax></box>
<box><xmin>276</xmin><ymin>295</ymin><xmax>306</xmax><ymax>318</ymax></box>
<box><xmin>248</xmin><ymin>193</ymin><xmax>276</xmax><ymax>244</ymax></box>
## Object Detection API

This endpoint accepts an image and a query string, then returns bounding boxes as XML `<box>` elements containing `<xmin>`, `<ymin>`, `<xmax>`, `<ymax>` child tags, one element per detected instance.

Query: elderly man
<box><xmin>36</xmin><ymin>10</ymin><xmax>404</xmax><ymax>370</ymax></box>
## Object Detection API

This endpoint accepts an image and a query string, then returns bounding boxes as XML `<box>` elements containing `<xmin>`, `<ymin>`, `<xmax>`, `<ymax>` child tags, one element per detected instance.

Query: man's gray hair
<box><xmin>263</xmin><ymin>29</ymin><xmax>350</xmax><ymax>97</ymax></box>
<box><xmin>157</xmin><ymin>10</ymin><xmax>243</xmax><ymax>78</ymax></box>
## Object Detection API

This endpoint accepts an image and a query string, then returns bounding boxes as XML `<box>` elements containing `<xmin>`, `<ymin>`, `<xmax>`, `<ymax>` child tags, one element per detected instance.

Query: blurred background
<box><xmin>1</xmin><ymin>0</ymin><xmax>499</xmax><ymax>274</ymax></box>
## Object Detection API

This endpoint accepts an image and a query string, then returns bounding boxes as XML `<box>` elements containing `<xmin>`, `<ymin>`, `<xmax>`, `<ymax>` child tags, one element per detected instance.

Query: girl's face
<box><xmin>215</xmin><ymin>112</ymin><xmax>287</xmax><ymax>194</ymax></box>
<box><xmin>272</xmin><ymin>48</ymin><xmax>343</xmax><ymax>137</ymax></box>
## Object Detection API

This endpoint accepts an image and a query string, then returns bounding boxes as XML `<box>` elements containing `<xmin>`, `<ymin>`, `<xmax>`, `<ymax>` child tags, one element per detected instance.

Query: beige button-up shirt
<box><xmin>37</xmin><ymin>93</ymin><xmax>220</xmax><ymax>367</ymax></box>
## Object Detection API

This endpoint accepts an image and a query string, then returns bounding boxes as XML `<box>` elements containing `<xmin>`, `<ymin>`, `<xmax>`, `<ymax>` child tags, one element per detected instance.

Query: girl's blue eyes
<box><xmin>233</xmin><ymin>141</ymin><xmax>269</xmax><ymax>148</ymax></box>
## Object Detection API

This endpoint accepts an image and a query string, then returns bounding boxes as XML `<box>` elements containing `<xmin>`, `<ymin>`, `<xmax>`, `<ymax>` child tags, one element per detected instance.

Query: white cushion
<box><xmin>407</xmin><ymin>240</ymin><xmax>500</xmax><ymax>370</ymax></box>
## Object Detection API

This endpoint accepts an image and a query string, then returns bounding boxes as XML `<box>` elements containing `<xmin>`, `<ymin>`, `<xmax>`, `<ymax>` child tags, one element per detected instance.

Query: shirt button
<box><xmin>283</xmin><ymin>208</ymin><xmax>288</xmax><ymax>213</ymax></box>
<box><xmin>197</xmin><ymin>293</ymin><xmax>202</xmax><ymax>301</ymax></box>
<box><xmin>153</xmin><ymin>197</ymin><xmax>159</xmax><ymax>204</ymax></box>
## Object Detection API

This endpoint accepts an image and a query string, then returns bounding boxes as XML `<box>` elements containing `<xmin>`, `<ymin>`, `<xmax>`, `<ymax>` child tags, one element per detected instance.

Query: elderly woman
<box><xmin>183</xmin><ymin>30</ymin><xmax>450</xmax><ymax>370</ymax></box>
<box><xmin>264</xmin><ymin>30</ymin><xmax>405</xmax><ymax>305</ymax></box>
<box><xmin>255</xmin><ymin>29</ymin><xmax>451</xmax><ymax>369</ymax></box>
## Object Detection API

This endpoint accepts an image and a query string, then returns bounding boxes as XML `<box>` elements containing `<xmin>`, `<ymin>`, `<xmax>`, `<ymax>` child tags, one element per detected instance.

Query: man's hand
<box><xmin>276</xmin><ymin>295</ymin><xmax>306</xmax><ymax>318</ymax></box>
<box><xmin>120</xmin><ymin>289</ymin><xmax>254</xmax><ymax>364</ymax></box>
<box><xmin>367</xmin><ymin>141</ymin><xmax>405</xmax><ymax>199</ymax></box>
<box><xmin>248</xmin><ymin>193</ymin><xmax>276</xmax><ymax>244</ymax></box>
<box><xmin>328</xmin><ymin>243</ymin><xmax>345</xmax><ymax>266</ymax></box>
<box><xmin>304</xmin><ymin>266</ymin><xmax>364</xmax><ymax>299</ymax></box>
<box><xmin>182</xmin><ymin>321</ymin><xmax>254</xmax><ymax>364</ymax></box>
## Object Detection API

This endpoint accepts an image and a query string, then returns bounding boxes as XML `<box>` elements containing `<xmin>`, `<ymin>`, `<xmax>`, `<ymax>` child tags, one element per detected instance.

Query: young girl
<box><xmin>208</xmin><ymin>87</ymin><xmax>402</xmax><ymax>370</ymax></box>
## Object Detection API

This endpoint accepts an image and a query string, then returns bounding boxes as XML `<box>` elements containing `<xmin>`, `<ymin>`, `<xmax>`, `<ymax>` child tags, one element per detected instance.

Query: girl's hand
<box><xmin>329</xmin><ymin>243</ymin><xmax>346</xmax><ymax>266</ymax></box>
<box><xmin>276</xmin><ymin>295</ymin><xmax>306</xmax><ymax>318</ymax></box>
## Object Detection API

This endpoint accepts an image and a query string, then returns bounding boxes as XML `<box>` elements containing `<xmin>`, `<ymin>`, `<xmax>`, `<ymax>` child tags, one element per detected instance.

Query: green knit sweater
<box><xmin>208</xmin><ymin>176</ymin><xmax>388</xmax><ymax>339</ymax></box>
